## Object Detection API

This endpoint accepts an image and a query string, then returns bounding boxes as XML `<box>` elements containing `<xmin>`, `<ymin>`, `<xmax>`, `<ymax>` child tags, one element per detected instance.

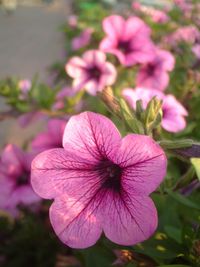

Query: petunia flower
<box><xmin>0</xmin><ymin>144</ymin><xmax>40</xmax><ymax>216</ymax></box>
<box><xmin>123</xmin><ymin>87</ymin><xmax>188</xmax><ymax>133</ymax></box>
<box><xmin>66</xmin><ymin>50</ymin><xmax>117</xmax><ymax>95</ymax></box>
<box><xmin>99</xmin><ymin>15</ymin><xmax>155</xmax><ymax>66</ymax></box>
<box><xmin>32</xmin><ymin>119</ymin><xmax>67</xmax><ymax>152</ymax></box>
<box><xmin>136</xmin><ymin>48</ymin><xmax>175</xmax><ymax>91</ymax></box>
<box><xmin>31</xmin><ymin>111</ymin><xmax>167</xmax><ymax>248</ymax></box>
<box><xmin>71</xmin><ymin>28</ymin><xmax>93</xmax><ymax>51</ymax></box>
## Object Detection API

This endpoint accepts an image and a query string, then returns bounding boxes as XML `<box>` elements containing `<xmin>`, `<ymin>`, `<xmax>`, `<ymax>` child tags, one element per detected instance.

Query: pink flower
<box><xmin>18</xmin><ymin>79</ymin><xmax>32</xmax><ymax>93</ymax></box>
<box><xmin>71</xmin><ymin>28</ymin><xmax>93</xmax><ymax>51</ymax></box>
<box><xmin>52</xmin><ymin>86</ymin><xmax>76</xmax><ymax>111</ymax></box>
<box><xmin>136</xmin><ymin>48</ymin><xmax>175</xmax><ymax>91</ymax></box>
<box><xmin>18</xmin><ymin>111</ymin><xmax>46</xmax><ymax>128</ymax></box>
<box><xmin>150</xmin><ymin>9</ymin><xmax>169</xmax><ymax>23</ymax></box>
<box><xmin>192</xmin><ymin>44</ymin><xmax>200</xmax><ymax>59</ymax></box>
<box><xmin>0</xmin><ymin>144</ymin><xmax>40</xmax><ymax>216</ymax></box>
<box><xmin>66</xmin><ymin>50</ymin><xmax>117</xmax><ymax>95</ymax></box>
<box><xmin>132</xmin><ymin>2</ymin><xmax>169</xmax><ymax>24</ymax></box>
<box><xmin>31</xmin><ymin>111</ymin><xmax>167</xmax><ymax>248</ymax></box>
<box><xmin>123</xmin><ymin>87</ymin><xmax>188</xmax><ymax>133</ymax></box>
<box><xmin>163</xmin><ymin>26</ymin><xmax>200</xmax><ymax>46</ymax></box>
<box><xmin>32</xmin><ymin>119</ymin><xmax>67</xmax><ymax>152</ymax></box>
<box><xmin>99</xmin><ymin>15</ymin><xmax>155</xmax><ymax>66</ymax></box>
<box><xmin>68</xmin><ymin>15</ymin><xmax>78</xmax><ymax>28</ymax></box>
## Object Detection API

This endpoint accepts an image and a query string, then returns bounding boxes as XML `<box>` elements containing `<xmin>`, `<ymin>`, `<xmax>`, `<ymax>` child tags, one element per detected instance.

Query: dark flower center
<box><xmin>118</xmin><ymin>40</ymin><xmax>132</xmax><ymax>54</ymax></box>
<box><xmin>146</xmin><ymin>63</ymin><xmax>156</xmax><ymax>75</ymax></box>
<box><xmin>16</xmin><ymin>171</ymin><xmax>29</xmax><ymax>186</ymax></box>
<box><xmin>88</xmin><ymin>66</ymin><xmax>101</xmax><ymax>81</ymax></box>
<box><xmin>95</xmin><ymin>160</ymin><xmax>122</xmax><ymax>192</ymax></box>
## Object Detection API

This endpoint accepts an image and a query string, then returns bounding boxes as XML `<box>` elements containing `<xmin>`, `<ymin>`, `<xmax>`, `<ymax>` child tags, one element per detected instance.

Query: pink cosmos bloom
<box><xmin>32</xmin><ymin>119</ymin><xmax>67</xmax><ymax>152</ymax></box>
<box><xmin>0</xmin><ymin>144</ymin><xmax>40</xmax><ymax>216</ymax></box>
<box><xmin>136</xmin><ymin>48</ymin><xmax>175</xmax><ymax>91</ymax></box>
<box><xmin>99</xmin><ymin>15</ymin><xmax>155</xmax><ymax>66</ymax></box>
<box><xmin>66</xmin><ymin>50</ymin><xmax>117</xmax><ymax>95</ymax></box>
<box><xmin>31</xmin><ymin>111</ymin><xmax>167</xmax><ymax>248</ymax></box>
<box><xmin>123</xmin><ymin>87</ymin><xmax>188</xmax><ymax>133</ymax></box>
<box><xmin>18</xmin><ymin>79</ymin><xmax>32</xmax><ymax>93</ymax></box>
<box><xmin>71</xmin><ymin>28</ymin><xmax>93</xmax><ymax>51</ymax></box>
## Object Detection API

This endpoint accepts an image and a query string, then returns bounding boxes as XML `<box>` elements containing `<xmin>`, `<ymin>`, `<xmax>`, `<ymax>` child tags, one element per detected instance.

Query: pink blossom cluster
<box><xmin>65</xmin><ymin>15</ymin><xmax>175</xmax><ymax>95</ymax></box>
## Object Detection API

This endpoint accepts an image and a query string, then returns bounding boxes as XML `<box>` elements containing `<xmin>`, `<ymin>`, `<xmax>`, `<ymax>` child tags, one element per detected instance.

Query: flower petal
<box><xmin>102</xmin><ymin>192</ymin><xmax>158</xmax><ymax>245</ymax></box>
<box><xmin>63</xmin><ymin>112</ymin><xmax>121</xmax><ymax>161</ymax></box>
<box><xmin>66</xmin><ymin>57</ymin><xmax>87</xmax><ymax>78</ymax></box>
<box><xmin>102</xmin><ymin>15</ymin><xmax>125</xmax><ymax>41</ymax></box>
<box><xmin>31</xmin><ymin>148</ymin><xmax>102</xmax><ymax>199</ymax></box>
<box><xmin>50</xmin><ymin>195</ymin><xmax>102</xmax><ymax>248</ymax></box>
<box><xmin>82</xmin><ymin>50</ymin><xmax>106</xmax><ymax>68</ymax></box>
<box><xmin>124</xmin><ymin>16</ymin><xmax>151</xmax><ymax>41</ymax></box>
<box><xmin>114</xmin><ymin>134</ymin><xmax>167</xmax><ymax>195</ymax></box>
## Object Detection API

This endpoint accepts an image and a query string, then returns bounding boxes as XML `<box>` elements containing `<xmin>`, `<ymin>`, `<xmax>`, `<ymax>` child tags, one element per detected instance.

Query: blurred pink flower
<box><xmin>66</xmin><ymin>50</ymin><xmax>117</xmax><ymax>95</ymax></box>
<box><xmin>136</xmin><ymin>48</ymin><xmax>175</xmax><ymax>91</ymax></box>
<box><xmin>68</xmin><ymin>15</ymin><xmax>78</xmax><ymax>28</ymax></box>
<box><xmin>18</xmin><ymin>111</ymin><xmax>46</xmax><ymax>128</ymax></box>
<box><xmin>175</xmin><ymin>0</ymin><xmax>193</xmax><ymax>17</ymax></box>
<box><xmin>18</xmin><ymin>79</ymin><xmax>32</xmax><ymax>94</ymax></box>
<box><xmin>150</xmin><ymin>9</ymin><xmax>169</xmax><ymax>23</ymax></box>
<box><xmin>132</xmin><ymin>2</ymin><xmax>169</xmax><ymax>23</ymax></box>
<box><xmin>71</xmin><ymin>28</ymin><xmax>93</xmax><ymax>51</ymax></box>
<box><xmin>99</xmin><ymin>15</ymin><xmax>155</xmax><ymax>66</ymax></box>
<box><xmin>52</xmin><ymin>86</ymin><xmax>75</xmax><ymax>111</ymax></box>
<box><xmin>32</xmin><ymin>119</ymin><xmax>67</xmax><ymax>152</ymax></box>
<box><xmin>192</xmin><ymin>44</ymin><xmax>200</xmax><ymax>59</ymax></box>
<box><xmin>163</xmin><ymin>25</ymin><xmax>200</xmax><ymax>46</ymax></box>
<box><xmin>123</xmin><ymin>87</ymin><xmax>188</xmax><ymax>133</ymax></box>
<box><xmin>0</xmin><ymin>144</ymin><xmax>40</xmax><ymax>217</ymax></box>
<box><xmin>31</xmin><ymin>111</ymin><xmax>167</xmax><ymax>248</ymax></box>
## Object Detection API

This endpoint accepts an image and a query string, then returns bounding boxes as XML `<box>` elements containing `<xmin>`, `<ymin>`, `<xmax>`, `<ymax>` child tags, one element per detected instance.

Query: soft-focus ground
<box><xmin>0</xmin><ymin>0</ymin><xmax>71</xmax><ymax>147</ymax></box>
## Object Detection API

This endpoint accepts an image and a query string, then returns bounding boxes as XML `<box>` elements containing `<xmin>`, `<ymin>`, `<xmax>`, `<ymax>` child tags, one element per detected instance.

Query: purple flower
<box><xmin>66</xmin><ymin>50</ymin><xmax>117</xmax><ymax>95</ymax></box>
<box><xmin>31</xmin><ymin>111</ymin><xmax>167</xmax><ymax>248</ymax></box>
<box><xmin>136</xmin><ymin>48</ymin><xmax>175</xmax><ymax>91</ymax></box>
<box><xmin>32</xmin><ymin>119</ymin><xmax>67</xmax><ymax>152</ymax></box>
<box><xmin>0</xmin><ymin>144</ymin><xmax>40</xmax><ymax>216</ymax></box>
<box><xmin>123</xmin><ymin>87</ymin><xmax>188</xmax><ymax>133</ymax></box>
<box><xmin>71</xmin><ymin>28</ymin><xmax>93</xmax><ymax>51</ymax></box>
<box><xmin>99</xmin><ymin>15</ymin><xmax>155</xmax><ymax>66</ymax></box>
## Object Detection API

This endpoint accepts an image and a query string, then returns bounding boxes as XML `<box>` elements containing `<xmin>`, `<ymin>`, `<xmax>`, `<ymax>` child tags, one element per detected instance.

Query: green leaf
<box><xmin>166</xmin><ymin>189</ymin><xmax>200</xmax><ymax>210</ymax></box>
<box><xmin>164</xmin><ymin>226</ymin><xmax>182</xmax><ymax>244</ymax></box>
<box><xmin>191</xmin><ymin>158</ymin><xmax>200</xmax><ymax>181</ymax></box>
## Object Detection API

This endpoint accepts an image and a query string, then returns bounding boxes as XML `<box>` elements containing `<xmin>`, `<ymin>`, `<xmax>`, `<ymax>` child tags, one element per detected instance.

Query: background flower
<box><xmin>66</xmin><ymin>50</ymin><xmax>117</xmax><ymax>95</ymax></box>
<box><xmin>100</xmin><ymin>15</ymin><xmax>155</xmax><ymax>66</ymax></box>
<box><xmin>0</xmin><ymin>144</ymin><xmax>40</xmax><ymax>216</ymax></box>
<box><xmin>136</xmin><ymin>48</ymin><xmax>175</xmax><ymax>91</ymax></box>
<box><xmin>123</xmin><ymin>87</ymin><xmax>188</xmax><ymax>132</ymax></box>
